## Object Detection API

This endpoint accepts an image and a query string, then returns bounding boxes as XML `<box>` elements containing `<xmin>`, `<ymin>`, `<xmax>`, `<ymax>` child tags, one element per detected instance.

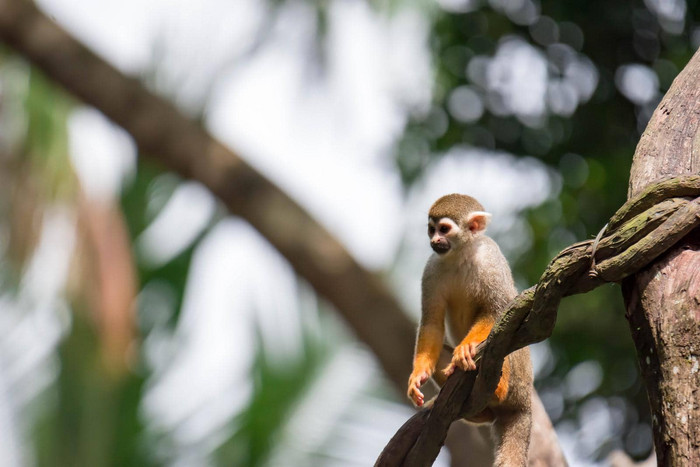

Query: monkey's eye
<box><xmin>439</xmin><ymin>225</ymin><xmax>451</xmax><ymax>234</ymax></box>
<box><xmin>428</xmin><ymin>226</ymin><xmax>436</xmax><ymax>235</ymax></box>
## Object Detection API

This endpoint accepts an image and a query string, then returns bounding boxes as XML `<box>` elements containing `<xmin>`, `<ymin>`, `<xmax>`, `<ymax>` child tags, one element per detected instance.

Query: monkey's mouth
<box><xmin>431</xmin><ymin>243</ymin><xmax>450</xmax><ymax>255</ymax></box>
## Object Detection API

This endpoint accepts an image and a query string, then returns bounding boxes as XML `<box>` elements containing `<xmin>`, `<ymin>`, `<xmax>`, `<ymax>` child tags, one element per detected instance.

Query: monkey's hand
<box><xmin>443</xmin><ymin>341</ymin><xmax>478</xmax><ymax>376</ymax></box>
<box><xmin>407</xmin><ymin>368</ymin><xmax>431</xmax><ymax>407</ymax></box>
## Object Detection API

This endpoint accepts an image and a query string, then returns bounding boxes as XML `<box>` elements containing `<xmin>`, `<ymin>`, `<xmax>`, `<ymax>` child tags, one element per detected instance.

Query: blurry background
<box><xmin>0</xmin><ymin>0</ymin><xmax>698</xmax><ymax>465</ymax></box>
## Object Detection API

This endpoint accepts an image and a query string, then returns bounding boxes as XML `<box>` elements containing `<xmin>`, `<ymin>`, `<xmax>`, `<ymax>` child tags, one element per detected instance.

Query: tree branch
<box><xmin>377</xmin><ymin>176</ymin><xmax>700</xmax><ymax>466</ymax></box>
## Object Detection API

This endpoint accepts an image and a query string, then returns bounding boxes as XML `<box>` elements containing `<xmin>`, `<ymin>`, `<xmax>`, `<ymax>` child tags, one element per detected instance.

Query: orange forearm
<box><xmin>461</xmin><ymin>315</ymin><xmax>494</xmax><ymax>346</ymax></box>
<box><xmin>414</xmin><ymin>324</ymin><xmax>443</xmax><ymax>372</ymax></box>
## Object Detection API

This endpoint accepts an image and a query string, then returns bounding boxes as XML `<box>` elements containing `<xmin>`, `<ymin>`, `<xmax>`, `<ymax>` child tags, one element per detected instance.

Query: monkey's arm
<box><xmin>408</xmin><ymin>273</ymin><xmax>446</xmax><ymax>407</ymax></box>
<box><xmin>408</xmin><ymin>322</ymin><xmax>444</xmax><ymax>406</ymax></box>
<box><xmin>443</xmin><ymin>313</ymin><xmax>494</xmax><ymax>374</ymax></box>
<box><xmin>413</xmin><ymin>318</ymin><xmax>445</xmax><ymax>373</ymax></box>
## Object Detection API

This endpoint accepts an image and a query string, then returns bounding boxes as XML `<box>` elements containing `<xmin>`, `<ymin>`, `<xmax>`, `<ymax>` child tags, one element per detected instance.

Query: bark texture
<box><xmin>623</xmin><ymin>47</ymin><xmax>700</xmax><ymax>465</ymax></box>
<box><xmin>0</xmin><ymin>0</ymin><xmax>566</xmax><ymax>464</ymax></box>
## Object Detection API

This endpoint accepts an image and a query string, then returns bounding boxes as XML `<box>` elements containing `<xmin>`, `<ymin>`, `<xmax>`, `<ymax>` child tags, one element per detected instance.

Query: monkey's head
<box><xmin>427</xmin><ymin>194</ymin><xmax>492</xmax><ymax>255</ymax></box>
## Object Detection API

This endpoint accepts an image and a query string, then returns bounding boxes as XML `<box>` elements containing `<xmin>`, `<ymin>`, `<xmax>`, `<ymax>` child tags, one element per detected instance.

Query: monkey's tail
<box><xmin>492</xmin><ymin>408</ymin><xmax>532</xmax><ymax>467</ymax></box>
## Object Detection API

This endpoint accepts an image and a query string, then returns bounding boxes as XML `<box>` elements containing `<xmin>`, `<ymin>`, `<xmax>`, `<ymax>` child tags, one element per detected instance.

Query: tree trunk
<box><xmin>622</xmin><ymin>48</ymin><xmax>700</xmax><ymax>465</ymax></box>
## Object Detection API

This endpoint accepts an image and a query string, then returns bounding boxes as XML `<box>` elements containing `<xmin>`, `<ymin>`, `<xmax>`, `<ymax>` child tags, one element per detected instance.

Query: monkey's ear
<box><xmin>466</xmin><ymin>211</ymin><xmax>492</xmax><ymax>233</ymax></box>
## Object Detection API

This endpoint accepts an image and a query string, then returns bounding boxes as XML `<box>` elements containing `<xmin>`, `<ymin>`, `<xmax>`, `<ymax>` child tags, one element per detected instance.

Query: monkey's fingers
<box><xmin>466</xmin><ymin>342</ymin><xmax>478</xmax><ymax>370</ymax></box>
<box><xmin>414</xmin><ymin>392</ymin><xmax>425</xmax><ymax>407</ymax></box>
<box><xmin>407</xmin><ymin>370</ymin><xmax>430</xmax><ymax>406</ymax></box>
<box><xmin>442</xmin><ymin>362</ymin><xmax>456</xmax><ymax>377</ymax></box>
<box><xmin>454</xmin><ymin>344</ymin><xmax>477</xmax><ymax>371</ymax></box>
<box><xmin>456</xmin><ymin>345</ymin><xmax>469</xmax><ymax>370</ymax></box>
<box><xmin>408</xmin><ymin>384</ymin><xmax>425</xmax><ymax>407</ymax></box>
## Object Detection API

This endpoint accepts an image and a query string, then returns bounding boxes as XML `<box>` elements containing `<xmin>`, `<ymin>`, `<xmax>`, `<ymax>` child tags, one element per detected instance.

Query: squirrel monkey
<box><xmin>407</xmin><ymin>194</ymin><xmax>533</xmax><ymax>466</ymax></box>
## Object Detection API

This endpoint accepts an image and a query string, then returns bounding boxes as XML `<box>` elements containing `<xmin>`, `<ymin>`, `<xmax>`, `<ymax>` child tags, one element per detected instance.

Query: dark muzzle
<box><xmin>431</xmin><ymin>241</ymin><xmax>450</xmax><ymax>254</ymax></box>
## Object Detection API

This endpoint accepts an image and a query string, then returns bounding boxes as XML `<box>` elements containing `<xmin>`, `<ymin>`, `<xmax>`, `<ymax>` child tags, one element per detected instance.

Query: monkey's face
<box><xmin>428</xmin><ymin>217</ymin><xmax>460</xmax><ymax>255</ymax></box>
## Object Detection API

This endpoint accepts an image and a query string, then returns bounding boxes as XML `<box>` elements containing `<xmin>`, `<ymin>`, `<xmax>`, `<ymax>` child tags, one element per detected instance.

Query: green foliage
<box><xmin>32</xmin><ymin>310</ymin><xmax>153</xmax><ymax>467</ymax></box>
<box><xmin>120</xmin><ymin>160</ymin><xmax>333</xmax><ymax>466</ymax></box>
<box><xmin>120</xmin><ymin>160</ymin><xmax>215</xmax><ymax>328</ymax></box>
<box><xmin>216</xmin><ymin>325</ymin><xmax>330</xmax><ymax>466</ymax></box>
<box><xmin>23</xmin><ymin>69</ymin><xmax>76</xmax><ymax>201</ymax></box>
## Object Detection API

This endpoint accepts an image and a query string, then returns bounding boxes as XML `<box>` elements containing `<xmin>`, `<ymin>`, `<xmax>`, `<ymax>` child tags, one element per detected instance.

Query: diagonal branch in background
<box><xmin>0</xmin><ymin>0</ymin><xmax>419</xmax><ymax>384</ymax></box>
<box><xmin>377</xmin><ymin>176</ymin><xmax>700</xmax><ymax>466</ymax></box>
<box><xmin>0</xmin><ymin>1</ymin><xmax>566</xmax><ymax>463</ymax></box>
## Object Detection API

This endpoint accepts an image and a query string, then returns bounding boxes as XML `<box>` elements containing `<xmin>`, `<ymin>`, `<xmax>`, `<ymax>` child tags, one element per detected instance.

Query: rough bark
<box><xmin>622</xmin><ymin>48</ymin><xmax>700</xmax><ymax>466</ymax></box>
<box><xmin>0</xmin><ymin>0</ymin><xmax>566</xmax><ymax>464</ymax></box>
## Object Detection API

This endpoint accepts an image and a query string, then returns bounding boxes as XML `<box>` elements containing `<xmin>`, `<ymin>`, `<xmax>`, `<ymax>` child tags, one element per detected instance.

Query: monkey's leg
<box><xmin>491</xmin><ymin>407</ymin><xmax>532</xmax><ymax>467</ymax></box>
<box><xmin>492</xmin><ymin>355</ymin><xmax>511</xmax><ymax>403</ymax></box>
